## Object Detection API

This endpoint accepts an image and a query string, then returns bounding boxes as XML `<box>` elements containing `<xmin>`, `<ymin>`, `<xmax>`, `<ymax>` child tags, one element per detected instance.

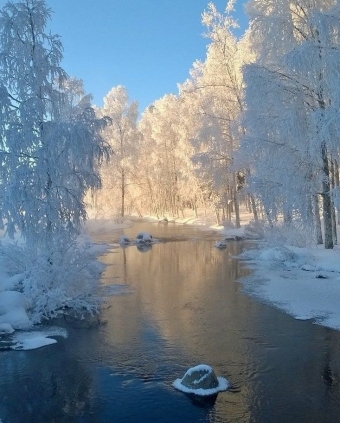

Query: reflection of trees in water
<box><xmin>105</xmin><ymin>239</ymin><xmax>253</xmax><ymax>421</ymax></box>
<box><xmin>0</xmin><ymin>344</ymin><xmax>93</xmax><ymax>422</ymax></box>
<box><xmin>116</xmin><ymin>240</ymin><xmax>250</xmax><ymax>347</ymax></box>
<box><xmin>322</xmin><ymin>329</ymin><xmax>340</xmax><ymax>392</ymax></box>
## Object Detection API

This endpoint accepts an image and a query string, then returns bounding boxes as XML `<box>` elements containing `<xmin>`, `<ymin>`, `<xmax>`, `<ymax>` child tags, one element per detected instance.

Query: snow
<box><xmin>136</xmin><ymin>232</ymin><xmax>153</xmax><ymax>243</ymax></box>
<box><xmin>119</xmin><ymin>235</ymin><xmax>131</xmax><ymax>245</ymax></box>
<box><xmin>173</xmin><ymin>365</ymin><xmax>229</xmax><ymax>396</ymax></box>
<box><xmin>117</xmin><ymin>232</ymin><xmax>159</xmax><ymax>249</ymax></box>
<box><xmin>241</xmin><ymin>245</ymin><xmax>340</xmax><ymax>330</ymax></box>
<box><xmin>0</xmin><ymin>323</ymin><xmax>14</xmax><ymax>334</ymax></box>
<box><xmin>0</xmin><ymin>290</ymin><xmax>31</xmax><ymax>329</ymax></box>
<box><xmin>10</xmin><ymin>326</ymin><xmax>68</xmax><ymax>351</ymax></box>
<box><xmin>12</xmin><ymin>335</ymin><xmax>57</xmax><ymax>350</ymax></box>
<box><xmin>0</xmin><ymin>228</ymin><xmax>107</xmax><ymax>331</ymax></box>
<box><xmin>173</xmin><ymin>377</ymin><xmax>229</xmax><ymax>396</ymax></box>
<box><xmin>185</xmin><ymin>364</ymin><xmax>214</xmax><ymax>375</ymax></box>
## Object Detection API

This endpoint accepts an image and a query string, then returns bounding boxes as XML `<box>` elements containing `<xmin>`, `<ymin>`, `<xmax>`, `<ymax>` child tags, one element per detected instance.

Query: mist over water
<box><xmin>1</xmin><ymin>221</ymin><xmax>340</xmax><ymax>422</ymax></box>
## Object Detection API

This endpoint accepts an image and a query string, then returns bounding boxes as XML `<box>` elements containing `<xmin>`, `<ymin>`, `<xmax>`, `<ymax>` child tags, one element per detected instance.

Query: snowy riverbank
<box><xmin>239</xmin><ymin>244</ymin><xmax>340</xmax><ymax>331</ymax></box>
<box><xmin>0</xmin><ymin>230</ymin><xmax>108</xmax><ymax>350</ymax></box>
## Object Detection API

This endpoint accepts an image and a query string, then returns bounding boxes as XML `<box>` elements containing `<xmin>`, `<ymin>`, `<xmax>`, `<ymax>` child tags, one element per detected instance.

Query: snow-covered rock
<box><xmin>173</xmin><ymin>364</ymin><xmax>229</xmax><ymax>396</ymax></box>
<box><xmin>119</xmin><ymin>235</ymin><xmax>132</xmax><ymax>245</ymax></box>
<box><xmin>0</xmin><ymin>323</ymin><xmax>15</xmax><ymax>334</ymax></box>
<box><xmin>136</xmin><ymin>232</ymin><xmax>153</xmax><ymax>243</ymax></box>
<box><xmin>215</xmin><ymin>240</ymin><xmax>227</xmax><ymax>249</ymax></box>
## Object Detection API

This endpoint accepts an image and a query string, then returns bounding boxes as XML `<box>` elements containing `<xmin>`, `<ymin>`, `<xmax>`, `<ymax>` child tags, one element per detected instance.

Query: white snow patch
<box><xmin>0</xmin><ymin>291</ymin><xmax>31</xmax><ymax>329</ymax></box>
<box><xmin>10</xmin><ymin>326</ymin><xmax>67</xmax><ymax>351</ymax></box>
<box><xmin>301</xmin><ymin>264</ymin><xmax>317</xmax><ymax>271</ymax></box>
<box><xmin>173</xmin><ymin>376</ymin><xmax>229</xmax><ymax>396</ymax></box>
<box><xmin>12</xmin><ymin>335</ymin><xmax>57</xmax><ymax>350</ymax></box>
<box><xmin>241</xmin><ymin>245</ymin><xmax>340</xmax><ymax>330</ymax></box>
<box><xmin>0</xmin><ymin>323</ymin><xmax>14</xmax><ymax>334</ymax></box>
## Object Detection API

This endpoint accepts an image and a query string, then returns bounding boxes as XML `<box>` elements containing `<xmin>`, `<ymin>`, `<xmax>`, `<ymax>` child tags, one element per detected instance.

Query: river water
<box><xmin>1</xmin><ymin>220</ymin><xmax>340</xmax><ymax>423</ymax></box>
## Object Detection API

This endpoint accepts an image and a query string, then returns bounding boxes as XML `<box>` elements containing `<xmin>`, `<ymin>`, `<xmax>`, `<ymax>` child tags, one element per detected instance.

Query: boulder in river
<box><xmin>136</xmin><ymin>232</ymin><xmax>153</xmax><ymax>244</ymax></box>
<box><xmin>173</xmin><ymin>364</ymin><xmax>229</xmax><ymax>396</ymax></box>
<box><xmin>119</xmin><ymin>235</ymin><xmax>131</xmax><ymax>245</ymax></box>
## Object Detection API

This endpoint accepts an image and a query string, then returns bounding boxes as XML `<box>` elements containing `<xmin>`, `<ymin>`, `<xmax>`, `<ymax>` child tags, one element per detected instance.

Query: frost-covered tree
<box><xmin>93</xmin><ymin>86</ymin><xmax>139</xmax><ymax>218</ymax></box>
<box><xmin>0</xmin><ymin>0</ymin><xmax>108</xmax><ymax>247</ymax></box>
<box><xmin>239</xmin><ymin>0</ymin><xmax>340</xmax><ymax>248</ymax></box>
<box><xmin>138</xmin><ymin>95</ymin><xmax>190</xmax><ymax>217</ymax></box>
<box><xmin>0</xmin><ymin>0</ymin><xmax>109</xmax><ymax>321</ymax></box>
<box><xmin>178</xmin><ymin>1</ymin><xmax>249</xmax><ymax>226</ymax></box>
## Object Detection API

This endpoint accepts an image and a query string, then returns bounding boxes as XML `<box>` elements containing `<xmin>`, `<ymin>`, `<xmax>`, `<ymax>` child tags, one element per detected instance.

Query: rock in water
<box><xmin>119</xmin><ymin>235</ymin><xmax>131</xmax><ymax>245</ymax></box>
<box><xmin>181</xmin><ymin>365</ymin><xmax>219</xmax><ymax>390</ymax></box>
<box><xmin>173</xmin><ymin>364</ymin><xmax>229</xmax><ymax>396</ymax></box>
<box><xmin>136</xmin><ymin>232</ymin><xmax>153</xmax><ymax>244</ymax></box>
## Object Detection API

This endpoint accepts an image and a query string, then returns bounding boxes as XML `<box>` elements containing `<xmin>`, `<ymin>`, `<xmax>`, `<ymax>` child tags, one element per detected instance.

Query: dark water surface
<box><xmin>1</xmin><ymin>220</ymin><xmax>340</xmax><ymax>422</ymax></box>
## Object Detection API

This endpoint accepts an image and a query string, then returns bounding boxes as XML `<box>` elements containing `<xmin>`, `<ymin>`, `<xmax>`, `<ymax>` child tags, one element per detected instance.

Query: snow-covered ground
<box><xmin>239</xmin><ymin>244</ymin><xmax>340</xmax><ymax>330</ymax></box>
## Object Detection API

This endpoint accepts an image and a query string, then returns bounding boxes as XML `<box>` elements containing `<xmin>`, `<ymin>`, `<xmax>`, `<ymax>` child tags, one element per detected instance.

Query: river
<box><xmin>1</xmin><ymin>220</ymin><xmax>340</xmax><ymax>422</ymax></box>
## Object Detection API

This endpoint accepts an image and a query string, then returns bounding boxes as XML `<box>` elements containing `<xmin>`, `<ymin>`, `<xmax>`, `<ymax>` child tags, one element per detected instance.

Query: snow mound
<box><xmin>258</xmin><ymin>247</ymin><xmax>297</xmax><ymax>263</ymax></box>
<box><xmin>0</xmin><ymin>323</ymin><xmax>14</xmax><ymax>334</ymax></box>
<box><xmin>0</xmin><ymin>291</ymin><xmax>31</xmax><ymax>329</ymax></box>
<box><xmin>10</xmin><ymin>326</ymin><xmax>68</xmax><ymax>351</ymax></box>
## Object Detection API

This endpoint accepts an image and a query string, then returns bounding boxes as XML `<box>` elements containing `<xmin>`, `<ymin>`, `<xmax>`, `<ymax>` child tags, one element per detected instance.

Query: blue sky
<box><xmin>1</xmin><ymin>0</ymin><xmax>248</xmax><ymax>112</ymax></box>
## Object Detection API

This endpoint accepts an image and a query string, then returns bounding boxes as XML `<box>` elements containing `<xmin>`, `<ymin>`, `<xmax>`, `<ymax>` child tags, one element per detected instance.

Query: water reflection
<box><xmin>98</xmin><ymin>223</ymin><xmax>340</xmax><ymax>423</ymax></box>
<box><xmin>0</xmin><ymin>340</ymin><xmax>94</xmax><ymax>422</ymax></box>
<box><xmin>1</xmin><ymin>222</ymin><xmax>340</xmax><ymax>422</ymax></box>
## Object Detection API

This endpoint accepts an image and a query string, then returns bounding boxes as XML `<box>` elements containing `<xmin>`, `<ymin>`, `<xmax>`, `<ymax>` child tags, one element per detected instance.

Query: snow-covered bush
<box><xmin>244</xmin><ymin>220</ymin><xmax>265</xmax><ymax>240</ymax></box>
<box><xmin>0</xmin><ymin>236</ymin><xmax>102</xmax><ymax>323</ymax></box>
<box><xmin>222</xmin><ymin>220</ymin><xmax>236</xmax><ymax>230</ymax></box>
<box><xmin>263</xmin><ymin>221</ymin><xmax>317</xmax><ymax>248</ymax></box>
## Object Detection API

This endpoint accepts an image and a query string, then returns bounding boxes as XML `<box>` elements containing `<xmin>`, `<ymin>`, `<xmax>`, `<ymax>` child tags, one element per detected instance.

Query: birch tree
<box><xmin>240</xmin><ymin>0</ymin><xmax>340</xmax><ymax>248</ymax></box>
<box><xmin>0</xmin><ymin>0</ymin><xmax>108</xmax><ymax>247</ymax></box>
<box><xmin>0</xmin><ymin>0</ymin><xmax>109</xmax><ymax>320</ymax></box>
<box><xmin>179</xmin><ymin>1</ymin><xmax>249</xmax><ymax>226</ymax></box>
<box><xmin>95</xmin><ymin>86</ymin><xmax>139</xmax><ymax>218</ymax></box>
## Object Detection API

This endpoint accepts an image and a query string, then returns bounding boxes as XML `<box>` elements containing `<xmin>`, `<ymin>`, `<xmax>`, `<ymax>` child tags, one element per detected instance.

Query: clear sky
<box><xmin>0</xmin><ymin>0</ymin><xmax>248</xmax><ymax>113</ymax></box>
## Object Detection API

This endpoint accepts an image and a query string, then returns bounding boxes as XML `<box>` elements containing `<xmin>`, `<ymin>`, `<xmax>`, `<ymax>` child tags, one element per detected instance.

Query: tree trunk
<box><xmin>313</xmin><ymin>195</ymin><xmax>323</xmax><ymax>245</ymax></box>
<box><xmin>335</xmin><ymin>160</ymin><xmax>340</xmax><ymax>224</ymax></box>
<box><xmin>215</xmin><ymin>208</ymin><xmax>220</xmax><ymax>225</ymax></box>
<box><xmin>121</xmin><ymin>169</ymin><xmax>125</xmax><ymax>217</ymax></box>
<box><xmin>321</xmin><ymin>144</ymin><xmax>333</xmax><ymax>249</ymax></box>
<box><xmin>330</xmin><ymin>160</ymin><xmax>338</xmax><ymax>245</ymax></box>
<box><xmin>233</xmin><ymin>174</ymin><xmax>241</xmax><ymax>228</ymax></box>
<box><xmin>250</xmin><ymin>195</ymin><xmax>259</xmax><ymax>223</ymax></box>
